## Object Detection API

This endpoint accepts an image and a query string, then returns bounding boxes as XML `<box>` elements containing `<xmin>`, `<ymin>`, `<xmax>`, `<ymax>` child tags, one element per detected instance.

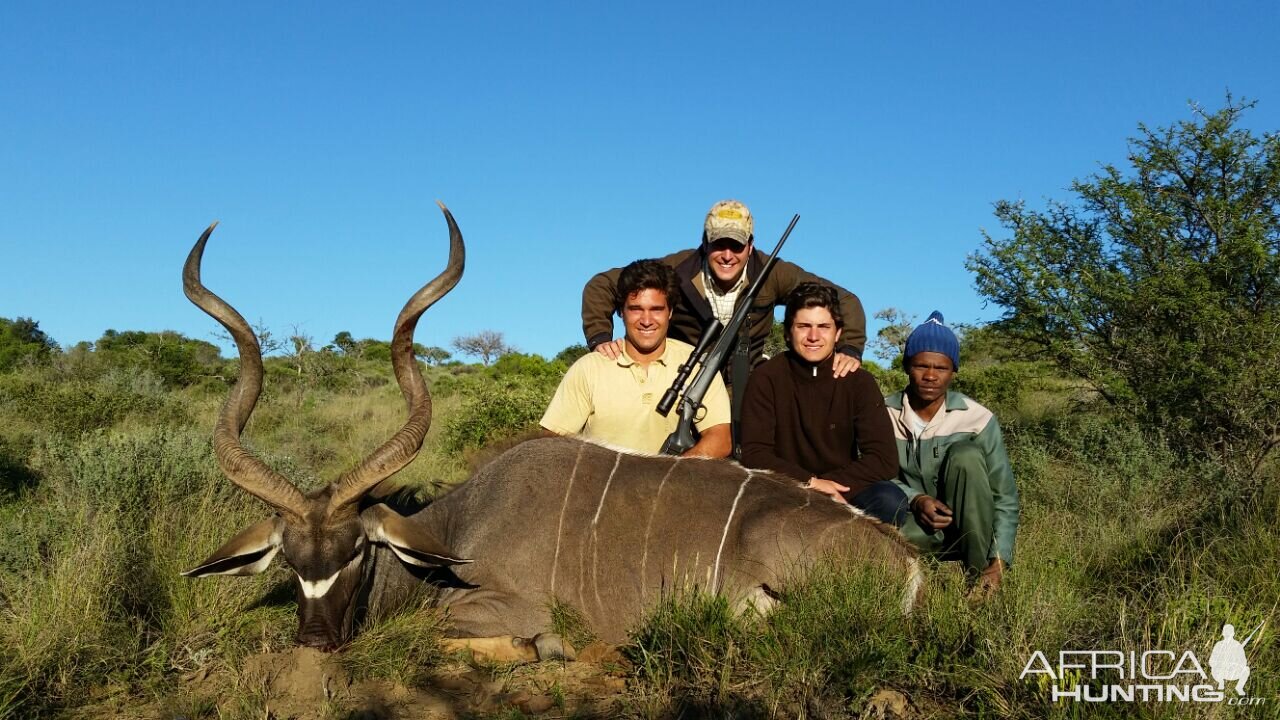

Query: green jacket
<box><xmin>884</xmin><ymin>390</ymin><xmax>1020</xmax><ymax>564</ymax></box>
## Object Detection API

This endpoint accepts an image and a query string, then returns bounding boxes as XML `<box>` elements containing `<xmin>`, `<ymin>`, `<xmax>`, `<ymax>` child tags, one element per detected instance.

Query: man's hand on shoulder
<box><xmin>831</xmin><ymin>353</ymin><xmax>861</xmax><ymax>378</ymax></box>
<box><xmin>805</xmin><ymin>477</ymin><xmax>850</xmax><ymax>504</ymax></box>
<box><xmin>593</xmin><ymin>339</ymin><xmax>624</xmax><ymax>360</ymax></box>
<box><xmin>910</xmin><ymin>494</ymin><xmax>953</xmax><ymax>530</ymax></box>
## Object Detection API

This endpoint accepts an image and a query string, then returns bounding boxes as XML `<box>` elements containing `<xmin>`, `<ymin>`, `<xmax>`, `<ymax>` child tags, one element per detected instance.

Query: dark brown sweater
<box><xmin>740</xmin><ymin>351</ymin><xmax>898</xmax><ymax>498</ymax></box>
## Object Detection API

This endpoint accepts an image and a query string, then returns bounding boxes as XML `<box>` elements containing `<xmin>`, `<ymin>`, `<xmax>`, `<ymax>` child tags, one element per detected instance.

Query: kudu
<box><xmin>183</xmin><ymin>204</ymin><xmax>923</xmax><ymax>659</ymax></box>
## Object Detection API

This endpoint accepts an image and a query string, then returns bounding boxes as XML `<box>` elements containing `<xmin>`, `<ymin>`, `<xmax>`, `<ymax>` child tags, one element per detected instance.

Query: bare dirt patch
<box><xmin>142</xmin><ymin>646</ymin><xmax>634</xmax><ymax>719</ymax></box>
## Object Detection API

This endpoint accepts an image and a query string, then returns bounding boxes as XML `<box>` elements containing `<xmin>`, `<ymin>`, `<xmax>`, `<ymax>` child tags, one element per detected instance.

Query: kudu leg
<box><xmin>439</xmin><ymin>584</ymin><xmax>579</xmax><ymax>662</ymax></box>
<box><xmin>441</xmin><ymin>633</ymin><xmax>576</xmax><ymax>663</ymax></box>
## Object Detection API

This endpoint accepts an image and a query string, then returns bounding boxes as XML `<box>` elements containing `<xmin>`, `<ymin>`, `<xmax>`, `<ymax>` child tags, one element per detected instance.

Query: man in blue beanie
<box><xmin>885</xmin><ymin>311</ymin><xmax>1020</xmax><ymax>599</ymax></box>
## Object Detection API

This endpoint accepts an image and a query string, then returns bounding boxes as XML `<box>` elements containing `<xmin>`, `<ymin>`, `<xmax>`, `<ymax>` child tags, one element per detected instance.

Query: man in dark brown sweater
<box><xmin>740</xmin><ymin>283</ymin><xmax>908</xmax><ymax>526</ymax></box>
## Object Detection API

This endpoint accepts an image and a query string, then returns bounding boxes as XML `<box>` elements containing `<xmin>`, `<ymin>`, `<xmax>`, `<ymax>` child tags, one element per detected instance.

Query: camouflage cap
<box><xmin>703</xmin><ymin>199</ymin><xmax>753</xmax><ymax>245</ymax></box>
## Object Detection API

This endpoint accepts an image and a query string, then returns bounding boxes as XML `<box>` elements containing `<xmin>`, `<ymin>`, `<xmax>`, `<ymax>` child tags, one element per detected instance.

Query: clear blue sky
<box><xmin>3</xmin><ymin>2</ymin><xmax>1277</xmax><ymax>362</ymax></box>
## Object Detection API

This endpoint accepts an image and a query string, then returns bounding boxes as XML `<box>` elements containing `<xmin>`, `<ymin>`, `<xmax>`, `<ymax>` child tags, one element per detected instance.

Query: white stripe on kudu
<box><xmin>639</xmin><ymin>461</ymin><xmax>679</xmax><ymax>591</ymax></box>
<box><xmin>549</xmin><ymin>443</ymin><xmax>586</xmax><ymax>595</ymax></box>
<box><xmin>592</xmin><ymin>452</ymin><xmax>622</xmax><ymax>526</ymax></box>
<box><xmin>590</xmin><ymin>452</ymin><xmax>623</xmax><ymax>614</ymax></box>
<box><xmin>712</xmin><ymin>472</ymin><xmax>753</xmax><ymax>590</ymax></box>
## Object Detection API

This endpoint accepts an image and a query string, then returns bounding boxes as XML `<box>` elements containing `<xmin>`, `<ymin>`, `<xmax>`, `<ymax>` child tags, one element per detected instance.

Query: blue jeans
<box><xmin>849</xmin><ymin>480</ymin><xmax>910</xmax><ymax>527</ymax></box>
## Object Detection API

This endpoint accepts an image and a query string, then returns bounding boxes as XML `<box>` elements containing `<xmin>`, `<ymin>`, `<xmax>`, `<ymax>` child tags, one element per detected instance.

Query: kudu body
<box><xmin>183</xmin><ymin>205</ymin><xmax>922</xmax><ymax>655</ymax></box>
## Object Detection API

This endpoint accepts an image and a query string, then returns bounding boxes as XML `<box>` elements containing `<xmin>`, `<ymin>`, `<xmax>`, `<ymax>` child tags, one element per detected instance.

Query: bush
<box><xmin>0</xmin><ymin>437</ymin><xmax>38</xmax><ymax>500</ymax></box>
<box><xmin>93</xmin><ymin>329</ymin><xmax>224</xmax><ymax>388</ymax></box>
<box><xmin>433</xmin><ymin>352</ymin><xmax>565</xmax><ymax>454</ymax></box>
<box><xmin>489</xmin><ymin>351</ymin><xmax>566</xmax><ymax>383</ymax></box>
<box><xmin>0</xmin><ymin>318</ymin><xmax>57</xmax><ymax>372</ymax></box>
<box><xmin>441</xmin><ymin>376</ymin><xmax>554</xmax><ymax>454</ymax></box>
<box><xmin>554</xmin><ymin>343</ymin><xmax>589</xmax><ymax>365</ymax></box>
<box><xmin>969</xmin><ymin>98</ymin><xmax>1280</xmax><ymax>478</ymax></box>
<box><xmin>862</xmin><ymin>360</ymin><xmax>906</xmax><ymax>396</ymax></box>
<box><xmin>951</xmin><ymin>361</ymin><xmax>1042</xmax><ymax>418</ymax></box>
<box><xmin>0</xmin><ymin>428</ymin><xmax>296</xmax><ymax>718</ymax></box>
<box><xmin>0</xmin><ymin>372</ymin><xmax>185</xmax><ymax>437</ymax></box>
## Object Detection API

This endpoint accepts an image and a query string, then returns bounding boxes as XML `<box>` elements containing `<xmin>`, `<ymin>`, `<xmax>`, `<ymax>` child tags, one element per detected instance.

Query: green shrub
<box><xmin>435</xmin><ymin>355</ymin><xmax>564</xmax><ymax>453</ymax></box>
<box><xmin>0</xmin><ymin>437</ymin><xmax>37</xmax><ymax>500</ymax></box>
<box><xmin>489</xmin><ymin>351</ymin><xmax>566</xmax><ymax>383</ymax></box>
<box><xmin>969</xmin><ymin>100</ymin><xmax>1280</xmax><ymax>476</ymax></box>
<box><xmin>0</xmin><ymin>372</ymin><xmax>185</xmax><ymax>437</ymax></box>
<box><xmin>0</xmin><ymin>317</ymin><xmax>57</xmax><ymax>372</ymax></box>
<box><xmin>951</xmin><ymin>361</ymin><xmax>1043</xmax><ymax>418</ymax></box>
<box><xmin>554</xmin><ymin>343</ymin><xmax>589</xmax><ymax>365</ymax></box>
<box><xmin>92</xmin><ymin>329</ymin><xmax>224</xmax><ymax>388</ymax></box>
<box><xmin>441</xmin><ymin>377</ymin><xmax>554</xmax><ymax>454</ymax></box>
<box><xmin>862</xmin><ymin>360</ymin><xmax>906</xmax><ymax>396</ymax></box>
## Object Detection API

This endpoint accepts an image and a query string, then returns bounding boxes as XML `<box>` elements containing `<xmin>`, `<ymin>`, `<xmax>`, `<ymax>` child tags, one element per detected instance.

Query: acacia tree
<box><xmin>332</xmin><ymin>331</ymin><xmax>358</xmax><ymax>356</ymax></box>
<box><xmin>285</xmin><ymin>325</ymin><xmax>315</xmax><ymax>377</ymax></box>
<box><xmin>968</xmin><ymin>98</ymin><xmax>1280</xmax><ymax>476</ymax></box>
<box><xmin>869</xmin><ymin>308</ymin><xmax>916</xmax><ymax>366</ymax></box>
<box><xmin>418</xmin><ymin>346</ymin><xmax>452</xmax><ymax>365</ymax></box>
<box><xmin>452</xmin><ymin>330</ymin><xmax>510</xmax><ymax>366</ymax></box>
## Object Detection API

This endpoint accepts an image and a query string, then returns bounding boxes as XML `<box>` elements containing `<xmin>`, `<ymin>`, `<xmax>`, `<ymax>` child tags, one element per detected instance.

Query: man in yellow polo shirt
<box><xmin>541</xmin><ymin>259</ymin><xmax>732</xmax><ymax>457</ymax></box>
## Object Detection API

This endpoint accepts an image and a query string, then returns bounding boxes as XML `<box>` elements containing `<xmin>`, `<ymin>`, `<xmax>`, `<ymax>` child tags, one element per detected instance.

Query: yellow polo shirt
<box><xmin>540</xmin><ymin>338</ymin><xmax>732</xmax><ymax>454</ymax></box>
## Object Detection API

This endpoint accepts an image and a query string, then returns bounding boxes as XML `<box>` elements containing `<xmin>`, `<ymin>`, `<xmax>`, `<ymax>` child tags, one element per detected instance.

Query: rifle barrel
<box><xmin>656</xmin><ymin>214</ymin><xmax>800</xmax><ymax>455</ymax></box>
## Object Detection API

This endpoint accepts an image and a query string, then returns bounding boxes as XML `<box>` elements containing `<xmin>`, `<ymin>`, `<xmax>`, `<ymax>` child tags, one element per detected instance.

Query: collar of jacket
<box><xmin>885</xmin><ymin>389</ymin><xmax>969</xmax><ymax>412</ymax></box>
<box><xmin>676</xmin><ymin>246</ymin><xmax>769</xmax><ymax>322</ymax></box>
<box><xmin>784</xmin><ymin>349</ymin><xmax>835</xmax><ymax>381</ymax></box>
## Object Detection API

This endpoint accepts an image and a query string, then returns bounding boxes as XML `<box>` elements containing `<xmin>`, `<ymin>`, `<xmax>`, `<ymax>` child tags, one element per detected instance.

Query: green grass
<box><xmin>339</xmin><ymin>595</ymin><xmax>448</xmax><ymax>687</ymax></box>
<box><xmin>0</xmin><ymin>426</ymin><xmax>300</xmax><ymax>718</ymax></box>
<box><xmin>0</xmin><ymin>359</ymin><xmax>1276</xmax><ymax>718</ymax></box>
<box><xmin>621</xmin><ymin>405</ymin><xmax>1279</xmax><ymax>719</ymax></box>
<box><xmin>549</xmin><ymin>597</ymin><xmax>600</xmax><ymax>654</ymax></box>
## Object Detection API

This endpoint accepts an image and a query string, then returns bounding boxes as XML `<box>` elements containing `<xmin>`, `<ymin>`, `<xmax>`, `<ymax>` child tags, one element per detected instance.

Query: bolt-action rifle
<box><xmin>657</xmin><ymin>214</ymin><xmax>800</xmax><ymax>456</ymax></box>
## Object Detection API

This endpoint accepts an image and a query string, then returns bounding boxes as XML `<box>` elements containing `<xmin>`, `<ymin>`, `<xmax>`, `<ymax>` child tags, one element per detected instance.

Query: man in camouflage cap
<box><xmin>581</xmin><ymin>199</ymin><xmax>867</xmax><ymax>454</ymax></box>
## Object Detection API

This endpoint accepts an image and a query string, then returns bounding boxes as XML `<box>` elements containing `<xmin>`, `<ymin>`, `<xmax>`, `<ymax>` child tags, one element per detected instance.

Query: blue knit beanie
<box><xmin>904</xmin><ymin>311</ymin><xmax>959</xmax><ymax>370</ymax></box>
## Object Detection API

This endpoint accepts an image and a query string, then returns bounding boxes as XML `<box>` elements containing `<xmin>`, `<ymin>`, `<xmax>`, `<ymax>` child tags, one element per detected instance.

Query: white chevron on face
<box><xmin>298</xmin><ymin>571</ymin><xmax>340</xmax><ymax>599</ymax></box>
<box><xmin>297</xmin><ymin>554</ymin><xmax>361</xmax><ymax>599</ymax></box>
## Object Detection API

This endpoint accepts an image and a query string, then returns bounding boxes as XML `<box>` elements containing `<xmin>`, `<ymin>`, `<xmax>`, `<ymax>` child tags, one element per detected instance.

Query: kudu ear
<box><xmin>361</xmin><ymin>505</ymin><xmax>471</xmax><ymax>568</ymax></box>
<box><xmin>182</xmin><ymin>516</ymin><xmax>284</xmax><ymax>577</ymax></box>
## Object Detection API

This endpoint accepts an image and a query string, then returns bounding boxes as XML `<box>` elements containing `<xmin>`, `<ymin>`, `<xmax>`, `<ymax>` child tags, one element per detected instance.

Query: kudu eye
<box><xmin>349</xmin><ymin>538</ymin><xmax>367</xmax><ymax>564</ymax></box>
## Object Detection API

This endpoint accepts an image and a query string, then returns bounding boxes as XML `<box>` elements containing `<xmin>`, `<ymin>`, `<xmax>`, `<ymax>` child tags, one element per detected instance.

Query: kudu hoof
<box><xmin>531</xmin><ymin>632</ymin><xmax>577</xmax><ymax>661</ymax></box>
